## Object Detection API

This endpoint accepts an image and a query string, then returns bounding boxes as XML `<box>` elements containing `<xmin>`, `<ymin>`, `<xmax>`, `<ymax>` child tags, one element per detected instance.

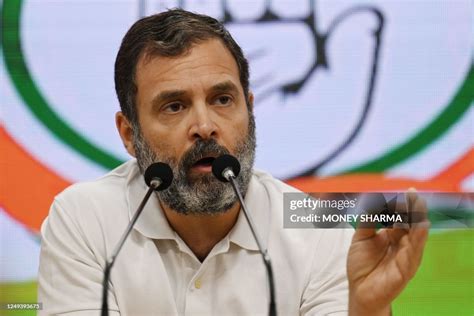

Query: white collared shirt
<box><xmin>38</xmin><ymin>160</ymin><xmax>353</xmax><ymax>315</ymax></box>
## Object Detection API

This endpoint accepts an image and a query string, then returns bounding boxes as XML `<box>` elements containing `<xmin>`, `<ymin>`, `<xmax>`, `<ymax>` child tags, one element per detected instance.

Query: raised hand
<box><xmin>347</xmin><ymin>190</ymin><xmax>430</xmax><ymax>315</ymax></box>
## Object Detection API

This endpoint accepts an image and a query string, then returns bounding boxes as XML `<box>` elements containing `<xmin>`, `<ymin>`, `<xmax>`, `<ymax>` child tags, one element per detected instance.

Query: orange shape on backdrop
<box><xmin>0</xmin><ymin>127</ymin><xmax>71</xmax><ymax>232</ymax></box>
<box><xmin>287</xmin><ymin>147</ymin><xmax>473</xmax><ymax>193</ymax></box>
<box><xmin>286</xmin><ymin>174</ymin><xmax>461</xmax><ymax>193</ymax></box>
<box><xmin>431</xmin><ymin>147</ymin><xmax>474</xmax><ymax>183</ymax></box>
<box><xmin>1</xmin><ymin>125</ymin><xmax>472</xmax><ymax>233</ymax></box>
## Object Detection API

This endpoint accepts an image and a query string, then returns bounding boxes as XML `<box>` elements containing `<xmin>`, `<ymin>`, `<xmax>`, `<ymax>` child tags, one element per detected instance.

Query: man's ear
<box><xmin>115</xmin><ymin>112</ymin><xmax>136</xmax><ymax>157</ymax></box>
<box><xmin>247</xmin><ymin>92</ymin><xmax>254</xmax><ymax>111</ymax></box>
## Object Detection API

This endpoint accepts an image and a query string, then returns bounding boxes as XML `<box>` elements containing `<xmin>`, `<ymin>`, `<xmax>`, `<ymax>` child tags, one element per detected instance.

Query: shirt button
<box><xmin>194</xmin><ymin>279</ymin><xmax>202</xmax><ymax>289</ymax></box>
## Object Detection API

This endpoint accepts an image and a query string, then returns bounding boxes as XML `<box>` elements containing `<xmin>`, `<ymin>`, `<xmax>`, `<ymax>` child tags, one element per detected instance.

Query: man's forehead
<box><xmin>137</xmin><ymin>38</ymin><xmax>238</xmax><ymax>75</ymax></box>
<box><xmin>135</xmin><ymin>39</ymin><xmax>243</xmax><ymax>96</ymax></box>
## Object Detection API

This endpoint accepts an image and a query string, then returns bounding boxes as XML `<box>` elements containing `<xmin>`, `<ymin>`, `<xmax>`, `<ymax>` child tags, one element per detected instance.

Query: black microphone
<box><xmin>101</xmin><ymin>162</ymin><xmax>173</xmax><ymax>316</ymax></box>
<box><xmin>212</xmin><ymin>155</ymin><xmax>277</xmax><ymax>316</ymax></box>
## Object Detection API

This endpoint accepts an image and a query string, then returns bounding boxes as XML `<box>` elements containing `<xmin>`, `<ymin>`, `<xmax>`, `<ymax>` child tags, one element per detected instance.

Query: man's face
<box><xmin>131</xmin><ymin>38</ymin><xmax>255</xmax><ymax>214</ymax></box>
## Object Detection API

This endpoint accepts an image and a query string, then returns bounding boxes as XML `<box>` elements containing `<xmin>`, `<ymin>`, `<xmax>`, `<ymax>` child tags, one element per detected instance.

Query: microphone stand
<box><xmin>101</xmin><ymin>180</ymin><xmax>160</xmax><ymax>316</ymax></box>
<box><xmin>225</xmin><ymin>172</ymin><xmax>277</xmax><ymax>316</ymax></box>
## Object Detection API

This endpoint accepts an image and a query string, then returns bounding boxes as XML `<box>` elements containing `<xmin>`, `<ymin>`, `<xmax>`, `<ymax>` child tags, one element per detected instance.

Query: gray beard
<box><xmin>132</xmin><ymin>114</ymin><xmax>256</xmax><ymax>215</ymax></box>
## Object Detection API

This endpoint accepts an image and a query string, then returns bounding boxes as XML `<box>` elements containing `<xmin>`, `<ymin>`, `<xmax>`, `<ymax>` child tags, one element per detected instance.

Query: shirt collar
<box><xmin>126</xmin><ymin>161</ymin><xmax>271</xmax><ymax>252</ymax></box>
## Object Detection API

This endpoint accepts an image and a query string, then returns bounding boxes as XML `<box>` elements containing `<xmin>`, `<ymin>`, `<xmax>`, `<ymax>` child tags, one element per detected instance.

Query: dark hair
<box><xmin>114</xmin><ymin>9</ymin><xmax>250</xmax><ymax>126</ymax></box>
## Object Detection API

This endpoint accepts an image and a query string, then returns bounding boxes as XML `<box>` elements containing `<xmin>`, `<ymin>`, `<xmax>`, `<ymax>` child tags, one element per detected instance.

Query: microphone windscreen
<box><xmin>144</xmin><ymin>162</ymin><xmax>173</xmax><ymax>191</ymax></box>
<box><xmin>212</xmin><ymin>154</ymin><xmax>241</xmax><ymax>182</ymax></box>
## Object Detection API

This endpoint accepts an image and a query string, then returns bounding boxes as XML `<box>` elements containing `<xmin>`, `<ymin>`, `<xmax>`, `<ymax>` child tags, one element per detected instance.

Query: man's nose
<box><xmin>188</xmin><ymin>103</ymin><xmax>218</xmax><ymax>140</ymax></box>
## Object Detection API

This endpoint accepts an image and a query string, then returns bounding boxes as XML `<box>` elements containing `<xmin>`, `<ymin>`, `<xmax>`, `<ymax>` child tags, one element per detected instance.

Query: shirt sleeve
<box><xmin>299</xmin><ymin>228</ymin><xmax>354</xmax><ymax>316</ymax></box>
<box><xmin>38</xmin><ymin>197</ymin><xmax>120</xmax><ymax>316</ymax></box>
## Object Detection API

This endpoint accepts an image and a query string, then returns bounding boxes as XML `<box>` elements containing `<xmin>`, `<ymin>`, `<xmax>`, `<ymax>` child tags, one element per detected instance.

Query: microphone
<box><xmin>144</xmin><ymin>162</ymin><xmax>174</xmax><ymax>190</ymax></box>
<box><xmin>212</xmin><ymin>155</ymin><xmax>277</xmax><ymax>316</ymax></box>
<box><xmin>101</xmin><ymin>162</ymin><xmax>173</xmax><ymax>316</ymax></box>
<box><xmin>212</xmin><ymin>154</ymin><xmax>241</xmax><ymax>182</ymax></box>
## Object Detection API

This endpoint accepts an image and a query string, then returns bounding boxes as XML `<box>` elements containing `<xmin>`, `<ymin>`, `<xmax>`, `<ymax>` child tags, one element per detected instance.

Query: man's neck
<box><xmin>160</xmin><ymin>202</ymin><xmax>241</xmax><ymax>262</ymax></box>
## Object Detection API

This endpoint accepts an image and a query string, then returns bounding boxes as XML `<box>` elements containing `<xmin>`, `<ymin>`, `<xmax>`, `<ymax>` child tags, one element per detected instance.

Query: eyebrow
<box><xmin>150</xmin><ymin>80</ymin><xmax>241</xmax><ymax>107</ymax></box>
<box><xmin>209</xmin><ymin>80</ymin><xmax>240</xmax><ymax>95</ymax></box>
<box><xmin>151</xmin><ymin>90</ymin><xmax>187</xmax><ymax>107</ymax></box>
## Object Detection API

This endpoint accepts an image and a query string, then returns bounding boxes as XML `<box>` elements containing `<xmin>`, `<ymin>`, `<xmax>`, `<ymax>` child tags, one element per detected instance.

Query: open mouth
<box><xmin>191</xmin><ymin>156</ymin><xmax>216</xmax><ymax>170</ymax></box>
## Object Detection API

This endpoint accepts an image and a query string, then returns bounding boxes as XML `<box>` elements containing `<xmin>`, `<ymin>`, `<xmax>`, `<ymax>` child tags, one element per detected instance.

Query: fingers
<box><xmin>354</xmin><ymin>189</ymin><xmax>430</xmax><ymax>249</ymax></box>
<box><xmin>405</xmin><ymin>187</ymin><xmax>417</xmax><ymax>228</ymax></box>
<box><xmin>405</xmin><ymin>187</ymin><xmax>430</xmax><ymax>226</ymax></box>
<box><xmin>390</xmin><ymin>190</ymin><xmax>429</xmax><ymax>280</ymax></box>
<box><xmin>403</xmin><ymin>188</ymin><xmax>430</xmax><ymax>243</ymax></box>
<box><xmin>405</xmin><ymin>187</ymin><xmax>418</xmax><ymax>209</ymax></box>
<box><xmin>396</xmin><ymin>235</ymin><xmax>418</xmax><ymax>281</ymax></box>
<box><xmin>411</xmin><ymin>192</ymin><xmax>430</xmax><ymax>227</ymax></box>
<box><xmin>409</xmin><ymin>197</ymin><xmax>430</xmax><ymax>252</ymax></box>
<box><xmin>353</xmin><ymin>227</ymin><xmax>377</xmax><ymax>241</ymax></box>
<box><xmin>403</xmin><ymin>189</ymin><xmax>430</xmax><ymax>276</ymax></box>
<box><xmin>387</xmin><ymin>227</ymin><xmax>408</xmax><ymax>246</ymax></box>
<box><xmin>389</xmin><ymin>194</ymin><xmax>410</xmax><ymax>243</ymax></box>
<box><xmin>383</xmin><ymin>193</ymin><xmax>410</xmax><ymax>245</ymax></box>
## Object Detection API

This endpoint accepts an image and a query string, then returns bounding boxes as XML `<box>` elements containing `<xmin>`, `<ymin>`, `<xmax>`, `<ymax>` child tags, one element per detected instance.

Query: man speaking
<box><xmin>38</xmin><ymin>9</ymin><xmax>429</xmax><ymax>315</ymax></box>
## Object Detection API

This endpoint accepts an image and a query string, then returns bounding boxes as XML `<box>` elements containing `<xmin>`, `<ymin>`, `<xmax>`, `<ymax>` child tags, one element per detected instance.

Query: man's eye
<box><xmin>214</xmin><ymin>95</ymin><xmax>232</xmax><ymax>106</ymax></box>
<box><xmin>163</xmin><ymin>103</ymin><xmax>184</xmax><ymax>113</ymax></box>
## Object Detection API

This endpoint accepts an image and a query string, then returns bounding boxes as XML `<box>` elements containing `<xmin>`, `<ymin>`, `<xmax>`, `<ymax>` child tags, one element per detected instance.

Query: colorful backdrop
<box><xmin>1</xmin><ymin>0</ymin><xmax>473</xmax><ymax>315</ymax></box>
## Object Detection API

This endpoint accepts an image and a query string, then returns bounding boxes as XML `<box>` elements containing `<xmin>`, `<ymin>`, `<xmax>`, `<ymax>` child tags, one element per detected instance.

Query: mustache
<box><xmin>179</xmin><ymin>139</ymin><xmax>230</xmax><ymax>172</ymax></box>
